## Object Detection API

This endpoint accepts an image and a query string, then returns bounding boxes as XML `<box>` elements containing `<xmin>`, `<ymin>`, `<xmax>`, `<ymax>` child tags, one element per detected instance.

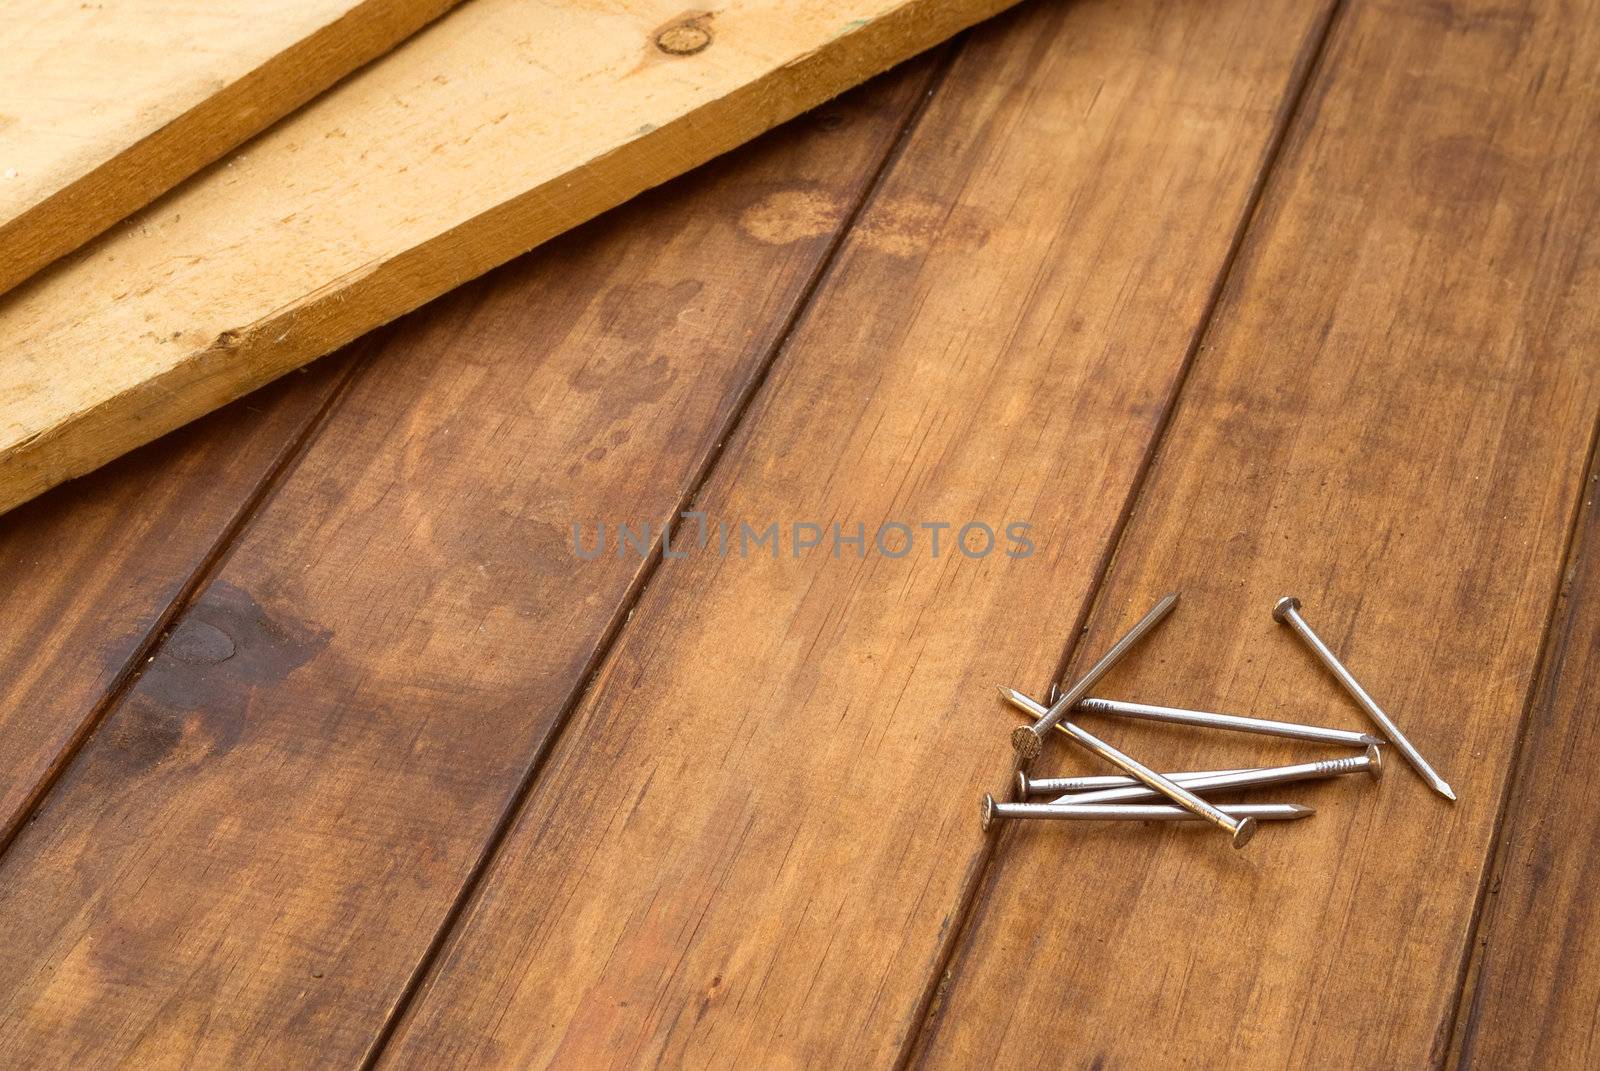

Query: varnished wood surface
<box><xmin>380</xmin><ymin>0</ymin><xmax>1332</xmax><ymax>1064</ymax></box>
<box><xmin>915</xmin><ymin>0</ymin><xmax>1600</xmax><ymax>1066</ymax></box>
<box><xmin>0</xmin><ymin>360</ymin><xmax>347</xmax><ymax>847</ymax></box>
<box><xmin>1454</xmin><ymin>451</ymin><xmax>1600</xmax><ymax>1066</ymax></box>
<box><xmin>0</xmin><ymin>64</ymin><xmax>934</xmax><ymax>1066</ymax></box>
<box><xmin>1</xmin><ymin>0</ymin><xmax>1598</xmax><ymax>1066</ymax></box>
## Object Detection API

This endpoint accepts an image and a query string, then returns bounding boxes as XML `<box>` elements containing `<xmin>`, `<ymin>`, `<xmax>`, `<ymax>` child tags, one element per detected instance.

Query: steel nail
<box><xmin>1002</xmin><ymin>686</ymin><xmax>1258</xmax><ymax>848</ymax></box>
<box><xmin>981</xmin><ymin>797</ymin><xmax>1314</xmax><ymax>832</ymax></box>
<box><xmin>1075</xmin><ymin>696</ymin><xmax>1382</xmax><ymax>748</ymax></box>
<box><xmin>1011</xmin><ymin>593</ymin><xmax>1178</xmax><ymax>763</ymax></box>
<box><xmin>1016</xmin><ymin>766</ymin><xmax>1255</xmax><ymax>797</ymax></box>
<box><xmin>1274</xmin><ymin>596</ymin><xmax>1455</xmax><ymax>801</ymax></box>
<box><xmin>1048</xmin><ymin>745</ymin><xmax>1382</xmax><ymax>803</ymax></box>
<box><xmin>1007</xmin><ymin>689</ymin><xmax>1381</xmax><ymax>749</ymax></box>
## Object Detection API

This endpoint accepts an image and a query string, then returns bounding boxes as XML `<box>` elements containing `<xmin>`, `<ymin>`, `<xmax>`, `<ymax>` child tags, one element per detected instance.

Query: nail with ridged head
<box><xmin>1018</xmin><ymin>765</ymin><xmax>1273</xmax><ymax>798</ymax></box>
<box><xmin>1045</xmin><ymin>745</ymin><xmax>1382</xmax><ymax>804</ymax></box>
<box><xmin>1274</xmin><ymin>596</ymin><xmax>1455</xmax><ymax>801</ymax></box>
<box><xmin>1011</xmin><ymin>592</ymin><xmax>1178</xmax><ymax>764</ymax></box>
<box><xmin>981</xmin><ymin>796</ymin><xmax>1313</xmax><ymax>832</ymax></box>
<box><xmin>1078</xmin><ymin>697</ymin><xmax>1383</xmax><ymax>749</ymax></box>
<box><xmin>1003</xmin><ymin>689</ymin><xmax>1382</xmax><ymax>750</ymax></box>
<box><xmin>1001</xmin><ymin>685</ymin><xmax>1257</xmax><ymax>848</ymax></box>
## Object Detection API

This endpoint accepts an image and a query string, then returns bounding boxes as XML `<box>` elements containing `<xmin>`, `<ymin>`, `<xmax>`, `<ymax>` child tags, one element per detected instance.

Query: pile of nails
<box><xmin>984</xmin><ymin>593</ymin><xmax>1456</xmax><ymax>849</ymax></box>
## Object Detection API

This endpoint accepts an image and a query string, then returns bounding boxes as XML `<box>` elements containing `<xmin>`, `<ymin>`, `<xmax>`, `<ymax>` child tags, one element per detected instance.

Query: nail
<box><xmin>1016</xmin><ymin>766</ymin><xmax>1256</xmax><ymax>798</ymax></box>
<box><xmin>1002</xmin><ymin>686</ymin><xmax>1258</xmax><ymax>848</ymax></box>
<box><xmin>1274</xmin><ymin>596</ymin><xmax>1455</xmax><ymax>800</ymax></box>
<box><xmin>1011</xmin><ymin>593</ymin><xmax>1178</xmax><ymax>763</ymax></box>
<box><xmin>1076</xmin><ymin>697</ymin><xmax>1382</xmax><ymax>748</ymax></box>
<box><xmin>1046</xmin><ymin>745</ymin><xmax>1382</xmax><ymax>804</ymax></box>
<box><xmin>1007</xmin><ymin>689</ymin><xmax>1381</xmax><ymax>749</ymax></box>
<box><xmin>982</xmin><ymin>796</ymin><xmax>1313</xmax><ymax>832</ymax></box>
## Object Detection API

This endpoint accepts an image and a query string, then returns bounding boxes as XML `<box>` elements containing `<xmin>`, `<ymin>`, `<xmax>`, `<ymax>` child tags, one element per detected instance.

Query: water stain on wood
<box><xmin>738</xmin><ymin>185</ymin><xmax>847</xmax><ymax>245</ymax></box>
<box><xmin>856</xmin><ymin>194</ymin><xmax>993</xmax><ymax>257</ymax></box>
<box><xmin>100</xmin><ymin>581</ymin><xmax>331</xmax><ymax>774</ymax></box>
<box><xmin>1411</xmin><ymin>134</ymin><xmax>1518</xmax><ymax>208</ymax></box>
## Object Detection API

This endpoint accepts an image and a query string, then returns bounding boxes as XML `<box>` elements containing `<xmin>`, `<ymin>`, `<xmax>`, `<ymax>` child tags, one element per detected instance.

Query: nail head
<box><xmin>1011</xmin><ymin>724</ymin><xmax>1043</xmax><ymax>761</ymax></box>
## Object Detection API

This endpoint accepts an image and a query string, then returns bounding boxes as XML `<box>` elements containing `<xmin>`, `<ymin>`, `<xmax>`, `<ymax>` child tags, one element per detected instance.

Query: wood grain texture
<box><xmin>0</xmin><ymin>358</ymin><xmax>346</xmax><ymax>848</ymax></box>
<box><xmin>0</xmin><ymin>66</ymin><xmax>932</xmax><ymax>1067</ymax></box>
<box><xmin>1454</xmin><ymin>457</ymin><xmax>1600</xmax><ymax>1066</ymax></box>
<box><xmin>0</xmin><ymin>0</ymin><xmax>1020</xmax><ymax>518</ymax></box>
<box><xmin>0</xmin><ymin>0</ymin><xmax>458</xmax><ymax>295</ymax></box>
<box><xmin>378</xmin><ymin>1</ymin><xmax>1333</xmax><ymax>1065</ymax></box>
<box><xmin>915</xmin><ymin>0</ymin><xmax>1600</xmax><ymax>1066</ymax></box>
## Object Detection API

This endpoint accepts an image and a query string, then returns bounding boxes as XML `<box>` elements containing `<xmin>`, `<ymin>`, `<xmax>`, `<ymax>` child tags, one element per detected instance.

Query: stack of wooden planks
<box><xmin>2</xmin><ymin>0</ymin><xmax>1599</xmax><ymax>1067</ymax></box>
<box><xmin>0</xmin><ymin>0</ymin><xmax>1019</xmax><ymax>516</ymax></box>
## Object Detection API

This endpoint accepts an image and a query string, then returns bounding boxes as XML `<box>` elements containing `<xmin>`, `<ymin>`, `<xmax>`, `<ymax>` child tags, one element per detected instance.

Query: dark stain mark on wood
<box><xmin>100</xmin><ymin>581</ymin><xmax>331</xmax><ymax>774</ymax></box>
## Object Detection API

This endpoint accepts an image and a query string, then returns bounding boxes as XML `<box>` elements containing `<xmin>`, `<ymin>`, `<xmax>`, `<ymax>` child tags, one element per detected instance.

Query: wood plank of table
<box><xmin>0</xmin><ymin>0</ymin><xmax>1020</xmax><ymax>519</ymax></box>
<box><xmin>1452</xmin><ymin>455</ymin><xmax>1600</xmax><ymax>1064</ymax></box>
<box><xmin>913</xmin><ymin>0</ymin><xmax>1600</xmax><ymax>1066</ymax></box>
<box><xmin>374</xmin><ymin>2</ymin><xmax>1336</xmax><ymax>1065</ymax></box>
<box><xmin>0</xmin><ymin>0</ymin><xmax>458</xmax><ymax>296</ymax></box>
<box><xmin>0</xmin><ymin>359</ymin><xmax>347</xmax><ymax>848</ymax></box>
<box><xmin>0</xmin><ymin>65</ymin><xmax>935</xmax><ymax>1066</ymax></box>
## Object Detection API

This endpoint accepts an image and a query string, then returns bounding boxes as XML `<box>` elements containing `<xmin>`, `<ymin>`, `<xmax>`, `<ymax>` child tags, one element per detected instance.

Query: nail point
<box><xmin>1274</xmin><ymin>598</ymin><xmax>1453</xmax><ymax>801</ymax></box>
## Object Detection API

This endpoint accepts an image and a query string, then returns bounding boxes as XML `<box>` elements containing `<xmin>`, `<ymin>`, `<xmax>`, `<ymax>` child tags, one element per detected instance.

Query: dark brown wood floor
<box><xmin>1</xmin><ymin>0</ymin><xmax>1597</xmax><ymax>1066</ymax></box>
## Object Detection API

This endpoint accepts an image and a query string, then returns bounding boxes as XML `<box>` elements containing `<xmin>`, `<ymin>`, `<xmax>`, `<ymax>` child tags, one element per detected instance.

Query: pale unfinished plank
<box><xmin>0</xmin><ymin>0</ymin><xmax>1019</xmax><ymax>517</ymax></box>
<box><xmin>0</xmin><ymin>0</ymin><xmax>458</xmax><ymax>295</ymax></box>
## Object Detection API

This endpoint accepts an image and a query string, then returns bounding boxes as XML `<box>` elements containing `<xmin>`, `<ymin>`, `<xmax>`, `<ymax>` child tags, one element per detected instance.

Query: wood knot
<box><xmin>655</xmin><ymin>13</ymin><xmax>712</xmax><ymax>55</ymax></box>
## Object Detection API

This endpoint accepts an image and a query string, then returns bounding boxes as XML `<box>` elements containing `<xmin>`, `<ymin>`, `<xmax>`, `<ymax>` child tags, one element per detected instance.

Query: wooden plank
<box><xmin>376</xmin><ymin>2</ymin><xmax>1335</xmax><ymax>1066</ymax></box>
<box><xmin>0</xmin><ymin>65</ymin><xmax>933</xmax><ymax>1066</ymax></box>
<box><xmin>0</xmin><ymin>0</ymin><xmax>458</xmax><ymax>295</ymax></box>
<box><xmin>0</xmin><ymin>357</ymin><xmax>346</xmax><ymax>848</ymax></box>
<box><xmin>914</xmin><ymin>0</ymin><xmax>1600</xmax><ymax>1066</ymax></box>
<box><xmin>0</xmin><ymin>0</ymin><xmax>1019</xmax><ymax>518</ymax></box>
<box><xmin>1453</xmin><ymin>451</ymin><xmax>1600</xmax><ymax>1066</ymax></box>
